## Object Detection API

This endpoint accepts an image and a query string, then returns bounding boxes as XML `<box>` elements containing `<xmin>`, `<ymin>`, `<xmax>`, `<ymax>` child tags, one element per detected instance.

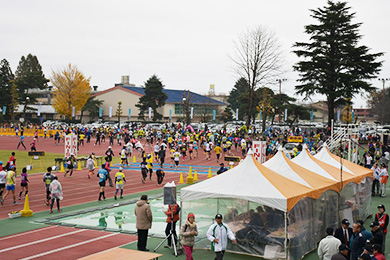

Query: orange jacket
<box><xmin>165</xmin><ymin>204</ymin><xmax>180</xmax><ymax>223</ymax></box>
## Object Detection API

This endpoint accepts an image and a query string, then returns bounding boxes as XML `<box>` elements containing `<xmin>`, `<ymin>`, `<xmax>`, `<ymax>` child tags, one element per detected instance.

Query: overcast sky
<box><xmin>1</xmin><ymin>0</ymin><xmax>388</xmax><ymax>108</ymax></box>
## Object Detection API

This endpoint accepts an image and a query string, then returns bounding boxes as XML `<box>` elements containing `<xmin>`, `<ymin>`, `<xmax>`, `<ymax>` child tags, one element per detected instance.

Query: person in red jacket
<box><xmin>164</xmin><ymin>203</ymin><xmax>180</xmax><ymax>248</ymax></box>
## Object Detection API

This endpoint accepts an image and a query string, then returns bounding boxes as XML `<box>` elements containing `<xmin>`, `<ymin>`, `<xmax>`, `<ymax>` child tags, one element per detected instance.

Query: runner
<box><xmin>0</xmin><ymin>163</ymin><xmax>6</xmax><ymax>200</ymax></box>
<box><xmin>86</xmin><ymin>155</ymin><xmax>95</xmax><ymax>179</ymax></box>
<box><xmin>1</xmin><ymin>165</ymin><xmax>17</xmax><ymax>205</ymax></box>
<box><xmin>64</xmin><ymin>154</ymin><xmax>75</xmax><ymax>177</ymax></box>
<box><xmin>49</xmin><ymin>176</ymin><xmax>63</xmax><ymax>213</ymax></box>
<box><xmin>43</xmin><ymin>167</ymin><xmax>55</xmax><ymax>206</ymax></box>
<box><xmin>30</xmin><ymin>138</ymin><xmax>37</xmax><ymax>151</ymax></box>
<box><xmin>156</xmin><ymin>169</ymin><xmax>165</xmax><ymax>186</ymax></box>
<box><xmin>114</xmin><ymin>167</ymin><xmax>126</xmax><ymax>200</ymax></box>
<box><xmin>120</xmin><ymin>146</ymin><xmax>128</xmax><ymax>166</ymax></box>
<box><xmin>16</xmin><ymin>135</ymin><xmax>26</xmax><ymax>149</ymax></box>
<box><xmin>173</xmin><ymin>149</ymin><xmax>181</xmax><ymax>170</ymax></box>
<box><xmin>19</xmin><ymin>167</ymin><xmax>29</xmax><ymax>200</ymax></box>
<box><xmin>140</xmin><ymin>157</ymin><xmax>148</xmax><ymax>184</ymax></box>
<box><xmin>97</xmin><ymin>164</ymin><xmax>108</xmax><ymax>201</ymax></box>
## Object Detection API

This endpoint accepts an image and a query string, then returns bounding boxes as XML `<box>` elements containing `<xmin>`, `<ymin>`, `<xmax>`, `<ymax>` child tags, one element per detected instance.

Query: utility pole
<box><xmin>378</xmin><ymin>78</ymin><xmax>389</xmax><ymax>125</ymax></box>
<box><xmin>276</xmin><ymin>79</ymin><xmax>286</xmax><ymax>124</ymax></box>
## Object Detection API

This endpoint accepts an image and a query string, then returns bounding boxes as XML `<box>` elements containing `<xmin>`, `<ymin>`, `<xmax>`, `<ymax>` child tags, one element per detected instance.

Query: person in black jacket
<box><xmin>370</xmin><ymin>221</ymin><xmax>384</xmax><ymax>248</ymax></box>
<box><xmin>331</xmin><ymin>244</ymin><xmax>349</xmax><ymax>260</ymax></box>
<box><xmin>374</xmin><ymin>204</ymin><xmax>389</xmax><ymax>252</ymax></box>
<box><xmin>334</xmin><ymin>219</ymin><xmax>353</xmax><ymax>245</ymax></box>
<box><xmin>350</xmin><ymin>222</ymin><xmax>367</xmax><ymax>260</ymax></box>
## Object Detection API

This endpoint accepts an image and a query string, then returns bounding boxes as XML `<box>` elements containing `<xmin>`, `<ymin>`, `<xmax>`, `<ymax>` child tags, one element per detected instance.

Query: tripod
<box><xmin>154</xmin><ymin>205</ymin><xmax>179</xmax><ymax>256</ymax></box>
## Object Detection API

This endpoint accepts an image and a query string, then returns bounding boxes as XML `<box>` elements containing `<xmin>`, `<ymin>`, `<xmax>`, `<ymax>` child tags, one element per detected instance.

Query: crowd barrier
<box><xmin>0</xmin><ymin>128</ymin><xmax>57</xmax><ymax>137</ymax></box>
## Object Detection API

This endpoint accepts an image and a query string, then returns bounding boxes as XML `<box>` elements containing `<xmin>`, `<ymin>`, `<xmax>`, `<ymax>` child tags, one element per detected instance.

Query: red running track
<box><xmin>0</xmin><ymin>225</ymin><xmax>137</xmax><ymax>260</ymax></box>
<box><xmin>0</xmin><ymin>167</ymin><xmax>208</xmax><ymax>219</ymax></box>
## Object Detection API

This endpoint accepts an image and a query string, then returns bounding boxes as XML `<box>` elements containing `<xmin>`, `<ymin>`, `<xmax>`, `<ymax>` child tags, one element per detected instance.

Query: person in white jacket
<box><xmin>206</xmin><ymin>214</ymin><xmax>237</xmax><ymax>260</ymax></box>
<box><xmin>318</xmin><ymin>227</ymin><xmax>341</xmax><ymax>260</ymax></box>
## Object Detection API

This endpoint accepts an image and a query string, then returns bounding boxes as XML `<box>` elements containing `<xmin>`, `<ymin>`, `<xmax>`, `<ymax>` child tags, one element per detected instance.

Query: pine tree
<box><xmin>136</xmin><ymin>75</ymin><xmax>167</xmax><ymax>121</ymax></box>
<box><xmin>0</xmin><ymin>59</ymin><xmax>14</xmax><ymax>119</ymax></box>
<box><xmin>227</xmin><ymin>78</ymin><xmax>248</xmax><ymax>120</ymax></box>
<box><xmin>293</xmin><ymin>1</ymin><xmax>383</xmax><ymax>127</ymax></box>
<box><xmin>116</xmin><ymin>101</ymin><xmax>123</xmax><ymax>124</ymax></box>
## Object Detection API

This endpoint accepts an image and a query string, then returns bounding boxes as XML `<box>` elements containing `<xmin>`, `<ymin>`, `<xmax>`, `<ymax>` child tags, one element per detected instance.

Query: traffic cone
<box><xmin>194</xmin><ymin>170</ymin><xmax>198</xmax><ymax>181</ymax></box>
<box><xmin>133</xmin><ymin>155</ymin><xmax>136</xmax><ymax>163</ymax></box>
<box><xmin>207</xmin><ymin>168</ymin><xmax>212</xmax><ymax>178</ymax></box>
<box><xmin>110</xmin><ymin>161</ymin><xmax>112</xmax><ymax>167</ymax></box>
<box><xmin>230</xmin><ymin>165</ymin><xmax>233</xmax><ymax>169</ymax></box>
<box><xmin>188</xmin><ymin>167</ymin><xmax>193</xmax><ymax>178</ymax></box>
<box><xmin>20</xmin><ymin>194</ymin><xmax>33</xmax><ymax>217</ymax></box>
<box><xmin>60</xmin><ymin>162</ymin><xmax>65</xmax><ymax>173</ymax></box>
<box><xmin>77</xmin><ymin>161</ymin><xmax>82</xmax><ymax>170</ymax></box>
<box><xmin>94</xmin><ymin>159</ymin><xmax>98</xmax><ymax>168</ymax></box>
<box><xmin>178</xmin><ymin>172</ymin><xmax>184</xmax><ymax>184</ymax></box>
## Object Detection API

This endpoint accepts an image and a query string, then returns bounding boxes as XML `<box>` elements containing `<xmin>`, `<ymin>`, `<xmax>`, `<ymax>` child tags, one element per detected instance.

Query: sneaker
<box><xmin>58</xmin><ymin>209</ymin><xmax>62</xmax><ymax>212</ymax></box>
<box><xmin>164</xmin><ymin>245</ymin><xmax>171</xmax><ymax>248</ymax></box>
<box><xmin>114</xmin><ymin>196</ymin><xmax>117</xmax><ymax>200</ymax></box>
<box><xmin>50</xmin><ymin>209</ymin><xmax>53</xmax><ymax>214</ymax></box>
<box><xmin>1</xmin><ymin>199</ymin><xmax>4</xmax><ymax>205</ymax></box>
<box><xmin>141</xmin><ymin>178</ymin><xmax>145</xmax><ymax>184</ymax></box>
<box><xmin>13</xmin><ymin>201</ymin><xmax>18</xmax><ymax>205</ymax></box>
<box><xmin>44</xmin><ymin>200</ymin><xmax>49</xmax><ymax>206</ymax></box>
<box><xmin>120</xmin><ymin>196</ymin><xmax>123</xmax><ymax>199</ymax></box>
<box><xmin>19</xmin><ymin>197</ymin><xmax>21</xmax><ymax>200</ymax></box>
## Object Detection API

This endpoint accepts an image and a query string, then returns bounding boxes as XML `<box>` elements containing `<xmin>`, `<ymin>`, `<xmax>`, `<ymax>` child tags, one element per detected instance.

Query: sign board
<box><xmin>224</xmin><ymin>156</ymin><xmax>241</xmax><ymax>162</ymax></box>
<box><xmin>287</xmin><ymin>136</ymin><xmax>303</xmax><ymax>143</ymax></box>
<box><xmin>65</xmin><ymin>134</ymin><xmax>78</xmax><ymax>158</ymax></box>
<box><xmin>28</xmin><ymin>151</ymin><xmax>46</xmax><ymax>156</ymax></box>
<box><xmin>253</xmin><ymin>141</ymin><xmax>266</xmax><ymax>163</ymax></box>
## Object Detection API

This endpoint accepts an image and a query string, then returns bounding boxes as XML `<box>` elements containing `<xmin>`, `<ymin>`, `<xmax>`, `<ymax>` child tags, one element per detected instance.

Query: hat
<box><xmin>108</xmin><ymin>146</ymin><xmax>112</xmax><ymax>149</ymax></box>
<box><xmin>215</xmin><ymin>214</ymin><xmax>223</xmax><ymax>219</ymax></box>
<box><xmin>0</xmin><ymin>161</ymin><xmax>3</xmax><ymax>165</ymax></box>
<box><xmin>187</xmin><ymin>213</ymin><xmax>195</xmax><ymax>220</ymax></box>
<box><xmin>364</xmin><ymin>245</ymin><xmax>373</xmax><ymax>253</ymax></box>
<box><xmin>119</xmin><ymin>167</ymin><xmax>123</xmax><ymax>171</ymax></box>
<box><xmin>219</xmin><ymin>163</ymin><xmax>224</xmax><ymax>166</ymax></box>
<box><xmin>370</xmin><ymin>221</ymin><xmax>380</xmax><ymax>227</ymax></box>
<box><xmin>339</xmin><ymin>244</ymin><xmax>349</xmax><ymax>251</ymax></box>
<box><xmin>341</xmin><ymin>219</ymin><xmax>350</xmax><ymax>225</ymax></box>
<box><xmin>378</xmin><ymin>204</ymin><xmax>386</xmax><ymax>211</ymax></box>
<box><xmin>359</xmin><ymin>254</ymin><xmax>372</xmax><ymax>260</ymax></box>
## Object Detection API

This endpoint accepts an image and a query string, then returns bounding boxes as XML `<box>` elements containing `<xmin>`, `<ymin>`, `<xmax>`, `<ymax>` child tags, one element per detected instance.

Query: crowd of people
<box><xmin>318</xmin><ymin>205</ymin><xmax>389</xmax><ymax>260</ymax></box>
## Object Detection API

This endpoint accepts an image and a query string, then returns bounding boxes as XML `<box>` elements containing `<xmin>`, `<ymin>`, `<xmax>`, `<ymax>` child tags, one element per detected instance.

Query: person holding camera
<box><xmin>164</xmin><ymin>203</ymin><xmax>180</xmax><ymax>249</ymax></box>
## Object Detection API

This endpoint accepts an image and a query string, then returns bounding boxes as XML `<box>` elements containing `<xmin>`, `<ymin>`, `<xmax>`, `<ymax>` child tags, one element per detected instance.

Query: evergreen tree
<box><xmin>0</xmin><ymin>59</ymin><xmax>14</xmax><ymax>119</ymax></box>
<box><xmin>136</xmin><ymin>75</ymin><xmax>167</xmax><ymax>121</ymax></box>
<box><xmin>293</xmin><ymin>1</ymin><xmax>383</xmax><ymax>127</ymax></box>
<box><xmin>80</xmin><ymin>96</ymin><xmax>103</xmax><ymax>122</ymax></box>
<box><xmin>15</xmin><ymin>54</ymin><xmax>49</xmax><ymax>118</ymax></box>
<box><xmin>220</xmin><ymin>106</ymin><xmax>234</xmax><ymax>123</ymax></box>
<box><xmin>116</xmin><ymin>101</ymin><xmax>123</xmax><ymax>124</ymax></box>
<box><xmin>227</xmin><ymin>78</ymin><xmax>248</xmax><ymax>120</ymax></box>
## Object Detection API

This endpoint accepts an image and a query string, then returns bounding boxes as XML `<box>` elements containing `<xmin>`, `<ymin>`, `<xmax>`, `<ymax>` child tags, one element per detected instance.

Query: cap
<box><xmin>215</xmin><ymin>214</ymin><xmax>223</xmax><ymax>219</ymax></box>
<box><xmin>370</xmin><ymin>221</ymin><xmax>380</xmax><ymax>227</ymax></box>
<box><xmin>339</xmin><ymin>244</ymin><xmax>349</xmax><ymax>251</ymax></box>
<box><xmin>0</xmin><ymin>161</ymin><xmax>3</xmax><ymax>165</ymax></box>
<box><xmin>341</xmin><ymin>219</ymin><xmax>350</xmax><ymax>225</ymax></box>
<box><xmin>119</xmin><ymin>167</ymin><xmax>123</xmax><ymax>171</ymax></box>
<box><xmin>187</xmin><ymin>213</ymin><xmax>195</xmax><ymax>220</ymax></box>
<box><xmin>364</xmin><ymin>245</ymin><xmax>373</xmax><ymax>253</ymax></box>
<box><xmin>220</xmin><ymin>163</ymin><xmax>224</xmax><ymax>166</ymax></box>
<box><xmin>359</xmin><ymin>254</ymin><xmax>372</xmax><ymax>260</ymax></box>
<box><xmin>108</xmin><ymin>146</ymin><xmax>112</xmax><ymax>149</ymax></box>
<box><xmin>378</xmin><ymin>204</ymin><xmax>385</xmax><ymax>210</ymax></box>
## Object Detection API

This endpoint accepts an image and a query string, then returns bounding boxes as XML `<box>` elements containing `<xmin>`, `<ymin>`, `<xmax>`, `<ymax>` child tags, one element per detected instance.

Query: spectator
<box><xmin>350</xmin><ymin>222</ymin><xmax>366</xmax><ymax>260</ymax></box>
<box><xmin>180</xmin><ymin>212</ymin><xmax>198</xmax><ymax>260</ymax></box>
<box><xmin>334</xmin><ymin>219</ymin><xmax>353</xmax><ymax>245</ymax></box>
<box><xmin>369</xmin><ymin>221</ymin><xmax>383</xmax><ymax>247</ymax></box>
<box><xmin>135</xmin><ymin>194</ymin><xmax>152</xmax><ymax>251</ymax></box>
<box><xmin>331</xmin><ymin>244</ymin><xmax>349</xmax><ymax>260</ymax></box>
<box><xmin>206</xmin><ymin>214</ymin><xmax>237</xmax><ymax>260</ymax></box>
<box><xmin>373</xmin><ymin>244</ymin><xmax>385</xmax><ymax>260</ymax></box>
<box><xmin>375</xmin><ymin>204</ymin><xmax>389</xmax><ymax>252</ymax></box>
<box><xmin>318</xmin><ymin>227</ymin><xmax>341</xmax><ymax>260</ymax></box>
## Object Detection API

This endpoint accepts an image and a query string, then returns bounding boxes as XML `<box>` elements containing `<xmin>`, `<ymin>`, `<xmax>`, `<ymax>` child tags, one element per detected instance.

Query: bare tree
<box><xmin>231</xmin><ymin>26</ymin><xmax>283</xmax><ymax>127</ymax></box>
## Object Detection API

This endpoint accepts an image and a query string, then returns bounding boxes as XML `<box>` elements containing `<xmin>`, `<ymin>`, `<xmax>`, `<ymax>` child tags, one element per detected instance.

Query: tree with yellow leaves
<box><xmin>51</xmin><ymin>64</ymin><xmax>91</xmax><ymax>120</ymax></box>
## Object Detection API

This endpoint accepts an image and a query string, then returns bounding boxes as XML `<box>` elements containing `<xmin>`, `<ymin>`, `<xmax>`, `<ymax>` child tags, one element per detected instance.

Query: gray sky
<box><xmin>1</xmin><ymin>0</ymin><xmax>388</xmax><ymax>108</ymax></box>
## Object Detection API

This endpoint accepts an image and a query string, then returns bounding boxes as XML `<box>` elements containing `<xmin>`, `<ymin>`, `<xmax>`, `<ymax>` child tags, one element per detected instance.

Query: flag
<box><xmin>148</xmin><ymin>107</ymin><xmax>152</xmax><ymax>119</ymax></box>
<box><xmin>235</xmin><ymin>108</ymin><xmax>238</xmax><ymax>121</ymax></box>
<box><xmin>190</xmin><ymin>107</ymin><xmax>194</xmax><ymax>119</ymax></box>
<box><xmin>109</xmin><ymin>106</ymin><xmax>112</xmax><ymax>118</ymax></box>
<box><xmin>99</xmin><ymin>107</ymin><xmax>103</xmax><ymax>118</ymax></box>
<box><xmin>128</xmin><ymin>108</ymin><xmax>131</xmax><ymax>119</ymax></box>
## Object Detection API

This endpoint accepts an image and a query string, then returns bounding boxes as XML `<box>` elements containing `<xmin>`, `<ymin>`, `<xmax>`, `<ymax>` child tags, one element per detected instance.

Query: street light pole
<box><xmin>276</xmin><ymin>79</ymin><xmax>286</xmax><ymax>124</ymax></box>
<box><xmin>378</xmin><ymin>78</ymin><xmax>389</xmax><ymax>125</ymax></box>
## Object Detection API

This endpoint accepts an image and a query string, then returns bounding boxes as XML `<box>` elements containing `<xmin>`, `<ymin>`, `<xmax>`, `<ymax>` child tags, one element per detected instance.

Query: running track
<box><xmin>0</xmin><ymin>225</ymin><xmax>137</xmax><ymax>260</ymax></box>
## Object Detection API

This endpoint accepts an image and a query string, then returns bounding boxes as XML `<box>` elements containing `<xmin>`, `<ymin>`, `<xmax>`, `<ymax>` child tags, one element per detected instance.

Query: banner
<box><xmin>2</xmin><ymin>106</ymin><xmax>6</xmax><ymax>116</ymax></box>
<box><xmin>169</xmin><ymin>109</ymin><xmax>172</xmax><ymax>119</ymax></box>
<box><xmin>128</xmin><ymin>108</ymin><xmax>131</xmax><ymax>119</ymax></box>
<box><xmin>260</xmin><ymin>111</ymin><xmax>262</xmax><ymax>121</ymax></box>
<box><xmin>337</xmin><ymin>109</ymin><xmax>340</xmax><ymax>122</ymax></box>
<box><xmin>190</xmin><ymin>107</ymin><xmax>194</xmax><ymax>119</ymax></box>
<box><xmin>235</xmin><ymin>108</ymin><xmax>238</xmax><ymax>121</ymax></box>
<box><xmin>109</xmin><ymin>106</ymin><xmax>112</xmax><ymax>118</ymax></box>
<box><xmin>310</xmin><ymin>109</ymin><xmax>313</xmax><ymax>122</ymax></box>
<box><xmin>351</xmin><ymin>110</ymin><xmax>354</xmax><ymax>122</ymax></box>
<box><xmin>65</xmin><ymin>134</ymin><xmax>78</xmax><ymax>158</ymax></box>
<box><xmin>213</xmin><ymin>110</ymin><xmax>216</xmax><ymax>120</ymax></box>
<box><xmin>148</xmin><ymin>107</ymin><xmax>152</xmax><ymax>119</ymax></box>
<box><xmin>99</xmin><ymin>107</ymin><xmax>103</xmax><ymax>118</ymax></box>
<box><xmin>253</xmin><ymin>141</ymin><xmax>267</xmax><ymax>163</ymax></box>
<box><xmin>284</xmin><ymin>108</ymin><xmax>287</xmax><ymax>121</ymax></box>
<box><xmin>72</xmin><ymin>106</ymin><xmax>75</xmax><ymax>117</ymax></box>
<box><xmin>37</xmin><ymin>103</ymin><xmax>41</xmax><ymax>117</ymax></box>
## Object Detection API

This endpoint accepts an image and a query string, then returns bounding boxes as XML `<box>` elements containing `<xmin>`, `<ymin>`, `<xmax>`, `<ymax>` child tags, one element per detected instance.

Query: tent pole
<box><xmin>179</xmin><ymin>200</ymin><xmax>183</xmax><ymax>242</ymax></box>
<box><xmin>284</xmin><ymin>212</ymin><xmax>289</xmax><ymax>260</ymax></box>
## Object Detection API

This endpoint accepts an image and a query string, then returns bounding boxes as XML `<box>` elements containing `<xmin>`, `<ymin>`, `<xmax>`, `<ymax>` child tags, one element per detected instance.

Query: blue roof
<box><xmin>120</xmin><ymin>85</ymin><xmax>226</xmax><ymax>105</ymax></box>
